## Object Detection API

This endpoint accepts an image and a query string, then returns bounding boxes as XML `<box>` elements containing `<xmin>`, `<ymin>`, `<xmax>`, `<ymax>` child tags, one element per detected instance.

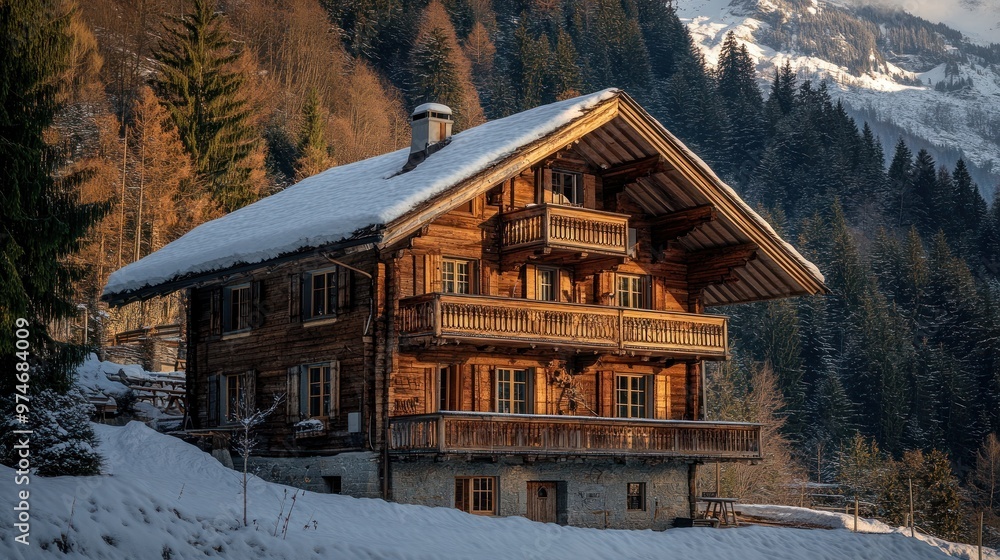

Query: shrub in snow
<box><xmin>1</xmin><ymin>388</ymin><xmax>103</xmax><ymax>476</ymax></box>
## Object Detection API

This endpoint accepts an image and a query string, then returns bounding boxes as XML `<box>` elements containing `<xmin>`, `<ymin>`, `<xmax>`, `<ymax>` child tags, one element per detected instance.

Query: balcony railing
<box><xmin>397</xmin><ymin>293</ymin><xmax>728</xmax><ymax>358</ymax></box>
<box><xmin>389</xmin><ymin>412</ymin><xmax>762</xmax><ymax>460</ymax></box>
<box><xmin>500</xmin><ymin>204</ymin><xmax>629</xmax><ymax>256</ymax></box>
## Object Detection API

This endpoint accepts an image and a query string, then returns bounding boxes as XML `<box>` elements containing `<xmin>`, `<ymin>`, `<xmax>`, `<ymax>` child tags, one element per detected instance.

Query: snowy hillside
<box><xmin>1</xmin><ymin>421</ymin><xmax>996</xmax><ymax>559</ymax></box>
<box><xmin>676</xmin><ymin>0</ymin><xmax>1000</xmax><ymax>196</ymax></box>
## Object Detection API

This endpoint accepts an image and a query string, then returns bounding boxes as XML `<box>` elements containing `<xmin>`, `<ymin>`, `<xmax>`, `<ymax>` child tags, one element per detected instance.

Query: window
<box><xmin>324</xmin><ymin>476</ymin><xmax>342</xmax><ymax>494</ymax></box>
<box><xmin>307</xmin><ymin>364</ymin><xmax>333</xmax><ymax>418</ymax></box>
<box><xmin>224</xmin><ymin>284</ymin><xmax>251</xmax><ymax>332</ymax></box>
<box><xmin>496</xmin><ymin>368</ymin><xmax>529</xmax><ymax>414</ymax></box>
<box><xmin>616</xmin><ymin>374</ymin><xmax>647</xmax><ymax>418</ymax></box>
<box><xmin>442</xmin><ymin>258</ymin><xmax>473</xmax><ymax>294</ymax></box>
<box><xmin>439</xmin><ymin>365</ymin><xmax>460</xmax><ymax>411</ymax></box>
<box><xmin>627</xmin><ymin>483</ymin><xmax>646</xmax><ymax>511</ymax></box>
<box><xmin>617</xmin><ymin>274</ymin><xmax>647</xmax><ymax>309</ymax></box>
<box><xmin>536</xmin><ymin>268</ymin><xmax>557</xmax><ymax>302</ymax></box>
<box><xmin>292</xmin><ymin>361</ymin><xmax>339</xmax><ymax>420</ymax></box>
<box><xmin>224</xmin><ymin>373</ymin><xmax>245</xmax><ymax>420</ymax></box>
<box><xmin>455</xmin><ymin>477</ymin><xmax>496</xmax><ymax>515</ymax></box>
<box><xmin>303</xmin><ymin>267</ymin><xmax>351</xmax><ymax>320</ymax></box>
<box><xmin>542</xmin><ymin>170</ymin><xmax>582</xmax><ymax>206</ymax></box>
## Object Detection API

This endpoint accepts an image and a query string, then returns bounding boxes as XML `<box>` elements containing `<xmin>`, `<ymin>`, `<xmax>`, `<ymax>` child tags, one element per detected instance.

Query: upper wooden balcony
<box><xmin>397</xmin><ymin>293</ymin><xmax>728</xmax><ymax>359</ymax></box>
<box><xmin>500</xmin><ymin>204</ymin><xmax>630</xmax><ymax>260</ymax></box>
<box><xmin>389</xmin><ymin>412</ymin><xmax>762</xmax><ymax>460</ymax></box>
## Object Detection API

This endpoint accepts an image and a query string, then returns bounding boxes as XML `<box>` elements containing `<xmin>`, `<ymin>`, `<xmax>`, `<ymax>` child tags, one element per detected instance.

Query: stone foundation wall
<box><xmin>391</xmin><ymin>456</ymin><xmax>690</xmax><ymax>530</ymax></box>
<box><xmin>245</xmin><ymin>451</ymin><xmax>380</xmax><ymax>498</ymax></box>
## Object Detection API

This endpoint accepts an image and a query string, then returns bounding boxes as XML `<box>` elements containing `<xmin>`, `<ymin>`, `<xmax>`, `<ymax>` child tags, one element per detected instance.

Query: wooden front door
<box><xmin>526</xmin><ymin>481</ymin><xmax>557</xmax><ymax>523</ymax></box>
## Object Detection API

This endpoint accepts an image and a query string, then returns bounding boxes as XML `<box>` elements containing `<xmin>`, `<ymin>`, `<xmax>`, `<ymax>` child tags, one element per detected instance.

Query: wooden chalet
<box><xmin>103</xmin><ymin>90</ymin><xmax>826</xmax><ymax>529</ymax></box>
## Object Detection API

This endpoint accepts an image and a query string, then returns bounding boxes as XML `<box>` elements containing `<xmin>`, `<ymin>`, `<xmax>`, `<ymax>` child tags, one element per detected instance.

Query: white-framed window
<box><xmin>536</xmin><ymin>268</ymin><xmax>558</xmax><ymax>301</ymax></box>
<box><xmin>617</xmin><ymin>274</ymin><xmax>647</xmax><ymax>309</ymax></box>
<box><xmin>455</xmin><ymin>476</ymin><xmax>496</xmax><ymax>515</ymax></box>
<box><xmin>442</xmin><ymin>258</ymin><xmax>474</xmax><ymax>294</ymax></box>
<box><xmin>627</xmin><ymin>482</ymin><xmax>646</xmax><ymax>511</ymax></box>
<box><xmin>616</xmin><ymin>374</ymin><xmax>648</xmax><ymax>419</ymax></box>
<box><xmin>223</xmin><ymin>284</ymin><xmax>251</xmax><ymax>332</ymax></box>
<box><xmin>306</xmin><ymin>364</ymin><xmax>334</xmax><ymax>418</ymax></box>
<box><xmin>542</xmin><ymin>170</ymin><xmax>582</xmax><ymax>206</ymax></box>
<box><xmin>303</xmin><ymin>266</ymin><xmax>351</xmax><ymax>320</ymax></box>
<box><xmin>290</xmin><ymin>361</ymin><xmax>340</xmax><ymax>420</ymax></box>
<box><xmin>496</xmin><ymin>368</ymin><xmax>529</xmax><ymax>414</ymax></box>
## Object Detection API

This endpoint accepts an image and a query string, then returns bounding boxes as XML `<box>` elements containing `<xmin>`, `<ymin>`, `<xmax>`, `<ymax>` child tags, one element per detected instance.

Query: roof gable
<box><xmin>103</xmin><ymin>89</ymin><xmax>825</xmax><ymax>305</ymax></box>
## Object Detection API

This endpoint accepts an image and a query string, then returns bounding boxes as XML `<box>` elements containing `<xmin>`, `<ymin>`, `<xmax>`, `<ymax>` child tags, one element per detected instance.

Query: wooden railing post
<box><xmin>436</xmin><ymin>415</ymin><xmax>446</xmax><ymax>452</ymax></box>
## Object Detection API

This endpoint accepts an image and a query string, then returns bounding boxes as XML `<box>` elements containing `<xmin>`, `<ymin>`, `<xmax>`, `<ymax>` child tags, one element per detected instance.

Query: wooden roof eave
<box><xmin>377</xmin><ymin>96</ymin><xmax>623</xmax><ymax>251</ymax></box>
<box><xmin>615</xmin><ymin>94</ymin><xmax>828</xmax><ymax>300</ymax></box>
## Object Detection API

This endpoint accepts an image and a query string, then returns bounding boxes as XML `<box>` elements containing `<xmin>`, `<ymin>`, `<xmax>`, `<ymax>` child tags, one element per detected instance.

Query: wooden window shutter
<box><xmin>337</xmin><ymin>267</ymin><xmax>353</xmax><ymax>311</ymax></box>
<box><xmin>329</xmin><ymin>359</ymin><xmax>341</xmax><ymax>417</ymax></box>
<box><xmin>558</xmin><ymin>270</ymin><xmax>572</xmax><ymax>303</ymax></box>
<box><xmin>299</xmin><ymin>367</ymin><xmax>310</xmax><ymax>418</ymax></box>
<box><xmin>524</xmin><ymin>264</ymin><xmax>536</xmax><ymax>299</ymax></box>
<box><xmin>474</xmin><ymin>365</ymin><xmax>492</xmax><ymax>412</ymax></box>
<box><xmin>583</xmin><ymin>174</ymin><xmax>596</xmax><ymax>209</ymax></box>
<box><xmin>243</xmin><ymin>369</ymin><xmax>257</xmax><ymax>411</ymax></box>
<box><xmin>645</xmin><ymin>275</ymin><xmax>654</xmax><ymax>310</ymax></box>
<box><xmin>424</xmin><ymin>254</ymin><xmax>442</xmax><ymax>293</ymax></box>
<box><xmin>286</xmin><ymin>366</ymin><xmax>301</xmax><ymax>422</ymax></box>
<box><xmin>288</xmin><ymin>274</ymin><xmax>301</xmax><ymax>323</ymax></box>
<box><xmin>598</xmin><ymin>371</ymin><xmax>613</xmax><ymax>417</ymax></box>
<box><xmin>210</xmin><ymin>289</ymin><xmax>222</xmax><ymax>336</ymax></box>
<box><xmin>251</xmin><ymin>281</ymin><xmax>265</xmax><ymax>328</ymax></box>
<box><xmin>424</xmin><ymin>367</ymin><xmax>435</xmax><ymax>413</ymax></box>
<box><xmin>207</xmin><ymin>374</ymin><xmax>220</xmax><ymax>426</ymax></box>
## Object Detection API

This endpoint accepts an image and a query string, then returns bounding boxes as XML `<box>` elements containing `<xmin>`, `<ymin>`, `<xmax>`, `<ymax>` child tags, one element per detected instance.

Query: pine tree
<box><xmin>887</xmin><ymin>138</ymin><xmax>913</xmax><ymax>227</ymax></box>
<box><xmin>549</xmin><ymin>29</ymin><xmax>582</xmax><ymax>101</ymax></box>
<box><xmin>715</xmin><ymin>32</ymin><xmax>764</xmax><ymax>188</ymax></box>
<box><xmin>408</xmin><ymin>0</ymin><xmax>485</xmax><ymax>130</ymax></box>
<box><xmin>153</xmin><ymin>0</ymin><xmax>262</xmax><ymax>212</ymax></box>
<box><xmin>0</xmin><ymin>0</ymin><xmax>107</xmax><ymax>390</ymax></box>
<box><xmin>909</xmin><ymin>149</ymin><xmax>937</xmax><ymax>233</ymax></box>
<box><xmin>294</xmin><ymin>87</ymin><xmax>333</xmax><ymax>181</ymax></box>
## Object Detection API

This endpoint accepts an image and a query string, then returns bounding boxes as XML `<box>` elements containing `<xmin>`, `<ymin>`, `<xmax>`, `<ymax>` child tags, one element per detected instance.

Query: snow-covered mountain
<box><xmin>676</xmin><ymin>0</ymin><xmax>1000</xmax><ymax>196</ymax></box>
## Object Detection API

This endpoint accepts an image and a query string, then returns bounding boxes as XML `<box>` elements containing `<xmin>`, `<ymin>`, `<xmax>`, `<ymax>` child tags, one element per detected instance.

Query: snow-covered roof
<box><xmin>103</xmin><ymin>88</ymin><xmax>825</xmax><ymax>304</ymax></box>
<box><xmin>103</xmin><ymin>89</ymin><xmax>619</xmax><ymax>299</ymax></box>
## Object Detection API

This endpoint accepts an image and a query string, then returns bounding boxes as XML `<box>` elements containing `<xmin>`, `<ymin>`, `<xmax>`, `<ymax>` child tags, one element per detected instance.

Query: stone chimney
<box><xmin>402</xmin><ymin>102</ymin><xmax>453</xmax><ymax>172</ymax></box>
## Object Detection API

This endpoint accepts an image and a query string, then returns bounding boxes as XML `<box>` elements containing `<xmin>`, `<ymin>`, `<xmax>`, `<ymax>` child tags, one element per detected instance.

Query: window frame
<box><xmin>302</xmin><ymin>266</ymin><xmax>352</xmax><ymax>322</ymax></box>
<box><xmin>306</xmin><ymin>363</ymin><xmax>334</xmax><ymax>419</ymax></box>
<box><xmin>626</xmin><ymin>482</ymin><xmax>647</xmax><ymax>511</ymax></box>
<box><xmin>441</xmin><ymin>257</ymin><xmax>476</xmax><ymax>295</ymax></box>
<box><xmin>536</xmin><ymin>267</ymin><xmax>558</xmax><ymax>302</ymax></box>
<box><xmin>616</xmin><ymin>374</ymin><xmax>648</xmax><ymax>419</ymax></box>
<box><xmin>616</xmin><ymin>274</ymin><xmax>648</xmax><ymax>309</ymax></box>
<box><xmin>438</xmin><ymin>364</ymin><xmax>461</xmax><ymax>412</ymax></box>
<box><xmin>541</xmin><ymin>169</ymin><xmax>583</xmax><ymax>206</ymax></box>
<box><xmin>455</xmin><ymin>476</ymin><xmax>497</xmax><ymax>515</ymax></box>
<box><xmin>496</xmin><ymin>367</ymin><xmax>530</xmax><ymax>414</ymax></box>
<box><xmin>223</xmin><ymin>283</ymin><xmax>252</xmax><ymax>333</ymax></box>
<box><xmin>222</xmin><ymin>372</ymin><xmax>251</xmax><ymax>423</ymax></box>
<box><xmin>296</xmin><ymin>360</ymin><xmax>340</xmax><ymax>420</ymax></box>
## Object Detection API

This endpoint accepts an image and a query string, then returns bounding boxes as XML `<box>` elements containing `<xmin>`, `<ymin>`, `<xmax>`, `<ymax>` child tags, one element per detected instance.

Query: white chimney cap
<box><xmin>412</xmin><ymin>103</ymin><xmax>453</xmax><ymax>118</ymax></box>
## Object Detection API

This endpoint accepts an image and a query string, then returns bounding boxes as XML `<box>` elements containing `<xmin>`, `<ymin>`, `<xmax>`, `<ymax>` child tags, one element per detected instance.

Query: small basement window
<box><xmin>627</xmin><ymin>482</ymin><xmax>646</xmax><ymax>511</ymax></box>
<box><xmin>324</xmin><ymin>476</ymin><xmax>342</xmax><ymax>494</ymax></box>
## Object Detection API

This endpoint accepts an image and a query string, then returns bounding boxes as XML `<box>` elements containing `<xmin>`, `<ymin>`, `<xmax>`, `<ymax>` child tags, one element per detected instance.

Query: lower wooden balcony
<box><xmin>397</xmin><ymin>293</ymin><xmax>728</xmax><ymax>359</ymax></box>
<box><xmin>389</xmin><ymin>412</ymin><xmax>762</xmax><ymax>460</ymax></box>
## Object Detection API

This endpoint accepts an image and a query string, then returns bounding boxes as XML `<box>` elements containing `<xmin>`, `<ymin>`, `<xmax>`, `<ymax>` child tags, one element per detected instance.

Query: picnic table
<box><xmin>128</xmin><ymin>385</ymin><xmax>186</xmax><ymax>414</ymax></box>
<box><xmin>701</xmin><ymin>497</ymin><xmax>739</xmax><ymax>527</ymax></box>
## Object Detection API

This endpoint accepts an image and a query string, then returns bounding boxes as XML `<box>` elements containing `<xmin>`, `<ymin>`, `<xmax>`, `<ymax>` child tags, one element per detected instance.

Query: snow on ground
<box><xmin>1</xmin><ymin>421</ymin><xmax>996</xmax><ymax>559</ymax></box>
<box><xmin>741</xmin><ymin>505</ymin><xmax>1000</xmax><ymax>560</ymax></box>
<box><xmin>74</xmin><ymin>354</ymin><xmax>140</xmax><ymax>396</ymax></box>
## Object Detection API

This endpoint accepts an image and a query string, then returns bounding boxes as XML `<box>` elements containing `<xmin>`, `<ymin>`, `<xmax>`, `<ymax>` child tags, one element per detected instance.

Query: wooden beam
<box><xmin>599</xmin><ymin>155</ymin><xmax>665</xmax><ymax>182</ymax></box>
<box><xmin>651</xmin><ymin>205</ymin><xmax>716</xmax><ymax>245</ymax></box>
<box><xmin>686</xmin><ymin>243</ymin><xmax>758</xmax><ymax>291</ymax></box>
